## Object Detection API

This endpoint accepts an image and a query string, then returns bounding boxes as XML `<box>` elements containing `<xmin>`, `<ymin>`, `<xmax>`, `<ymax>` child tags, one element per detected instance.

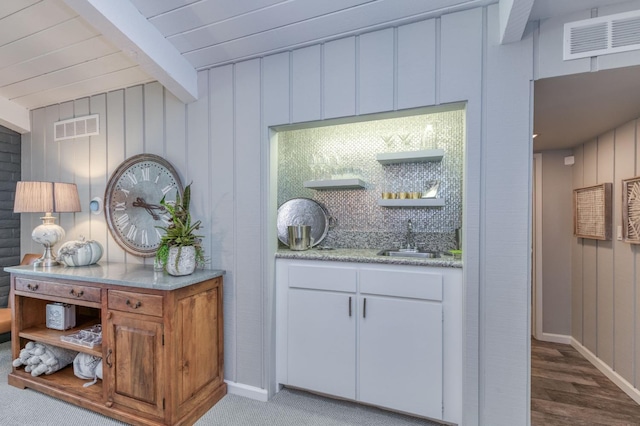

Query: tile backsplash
<box><xmin>277</xmin><ymin>108</ymin><xmax>464</xmax><ymax>250</ymax></box>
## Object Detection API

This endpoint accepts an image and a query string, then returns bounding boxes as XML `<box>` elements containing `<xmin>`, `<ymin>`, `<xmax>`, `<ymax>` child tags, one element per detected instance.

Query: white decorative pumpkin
<box><xmin>57</xmin><ymin>237</ymin><xmax>103</xmax><ymax>267</ymax></box>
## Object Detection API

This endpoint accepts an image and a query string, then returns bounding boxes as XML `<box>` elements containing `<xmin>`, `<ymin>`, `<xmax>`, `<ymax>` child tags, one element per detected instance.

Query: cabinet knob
<box><xmin>106</xmin><ymin>311</ymin><xmax>112</xmax><ymax>319</ymax></box>
<box><xmin>26</xmin><ymin>283</ymin><xmax>39</xmax><ymax>291</ymax></box>
<box><xmin>105</xmin><ymin>400</ymin><xmax>113</xmax><ymax>408</ymax></box>
<box><xmin>125</xmin><ymin>299</ymin><xmax>142</xmax><ymax>309</ymax></box>
<box><xmin>69</xmin><ymin>289</ymin><xmax>84</xmax><ymax>297</ymax></box>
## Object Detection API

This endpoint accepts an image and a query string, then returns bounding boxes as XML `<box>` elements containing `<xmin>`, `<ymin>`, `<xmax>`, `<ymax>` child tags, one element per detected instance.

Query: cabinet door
<box><xmin>105</xmin><ymin>311</ymin><xmax>164</xmax><ymax>418</ymax></box>
<box><xmin>359</xmin><ymin>296</ymin><xmax>443</xmax><ymax>419</ymax></box>
<box><xmin>288</xmin><ymin>289</ymin><xmax>356</xmax><ymax>399</ymax></box>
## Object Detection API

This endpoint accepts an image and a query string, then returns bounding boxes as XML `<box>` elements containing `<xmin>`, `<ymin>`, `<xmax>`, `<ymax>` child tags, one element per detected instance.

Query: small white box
<box><xmin>46</xmin><ymin>303</ymin><xmax>76</xmax><ymax>330</ymax></box>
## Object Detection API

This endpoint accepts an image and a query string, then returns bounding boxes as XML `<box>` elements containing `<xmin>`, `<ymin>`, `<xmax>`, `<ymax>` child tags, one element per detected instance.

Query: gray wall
<box><xmin>0</xmin><ymin>125</ymin><xmax>20</xmax><ymax>308</ymax></box>
<box><xmin>22</xmin><ymin>5</ymin><xmax>534</xmax><ymax>425</ymax></box>
<box><xmin>571</xmin><ymin>117</ymin><xmax>640</xmax><ymax>390</ymax></box>
<box><xmin>541</xmin><ymin>150</ymin><xmax>573</xmax><ymax>336</ymax></box>
<box><xmin>535</xmin><ymin>0</ymin><xmax>640</xmax><ymax>79</ymax></box>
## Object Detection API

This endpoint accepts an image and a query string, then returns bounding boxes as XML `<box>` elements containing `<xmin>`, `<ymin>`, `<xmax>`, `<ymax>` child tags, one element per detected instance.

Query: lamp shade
<box><xmin>53</xmin><ymin>182</ymin><xmax>82</xmax><ymax>212</ymax></box>
<box><xmin>14</xmin><ymin>181</ymin><xmax>81</xmax><ymax>213</ymax></box>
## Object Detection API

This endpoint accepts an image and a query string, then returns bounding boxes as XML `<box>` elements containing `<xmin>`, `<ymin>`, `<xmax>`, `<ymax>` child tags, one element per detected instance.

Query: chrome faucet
<box><xmin>404</xmin><ymin>219</ymin><xmax>416</xmax><ymax>251</ymax></box>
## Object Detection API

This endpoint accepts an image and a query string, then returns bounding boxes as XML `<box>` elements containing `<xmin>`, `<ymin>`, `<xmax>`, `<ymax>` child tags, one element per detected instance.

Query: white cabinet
<box><xmin>282</xmin><ymin>263</ymin><xmax>357</xmax><ymax>398</ymax></box>
<box><xmin>358</xmin><ymin>266</ymin><xmax>443</xmax><ymax>419</ymax></box>
<box><xmin>358</xmin><ymin>296</ymin><xmax>442</xmax><ymax>418</ymax></box>
<box><xmin>288</xmin><ymin>289</ymin><xmax>356</xmax><ymax>399</ymax></box>
<box><xmin>276</xmin><ymin>259</ymin><xmax>462</xmax><ymax>424</ymax></box>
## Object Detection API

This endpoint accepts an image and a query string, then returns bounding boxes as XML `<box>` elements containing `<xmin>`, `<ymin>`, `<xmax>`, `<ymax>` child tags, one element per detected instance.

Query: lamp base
<box><xmin>31</xmin><ymin>214</ymin><xmax>65</xmax><ymax>267</ymax></box>
<box><xmin>32</xmin><ymin>245</ymin><xmax>60</xmax><ymax>267</ymax></box>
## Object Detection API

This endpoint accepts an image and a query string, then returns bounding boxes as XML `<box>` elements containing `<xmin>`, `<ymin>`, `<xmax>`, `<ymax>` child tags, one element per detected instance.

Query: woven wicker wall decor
<box><xmin>573</xmin><ymin>183</ymin><xmax>612</xmax><ymax>240</ymax></box>
<box><xmin>623</xmin><ymin>176</ymin><xmax>640</xmax><ymax>243</ymax></box>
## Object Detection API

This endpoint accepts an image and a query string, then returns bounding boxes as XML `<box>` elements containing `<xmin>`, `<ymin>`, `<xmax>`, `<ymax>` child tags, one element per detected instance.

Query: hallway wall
<box><xmin>572</xmin><ymin>117</ymin><xmax>640</xmax><ymax>390</ymax></box>
<box><xmin>541</xmin><ymin>150</ymin><xmax>573</xmax><ymax>336</ymax></box>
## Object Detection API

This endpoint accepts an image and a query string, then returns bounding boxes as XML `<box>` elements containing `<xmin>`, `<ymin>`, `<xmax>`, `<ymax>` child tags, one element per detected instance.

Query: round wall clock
<box><xmin>105</xmin><ymin>154</ymin><xmax>183</xmax><ymax>257</ymax></box>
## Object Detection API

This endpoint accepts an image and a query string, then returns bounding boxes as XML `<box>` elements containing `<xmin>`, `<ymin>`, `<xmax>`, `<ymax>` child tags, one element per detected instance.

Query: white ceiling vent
<box><xmin>54</xmin><ymin>114</ymin><xmax>99</xmax><ymax>141</ymax></box>
<box><xmin>564</xmin><ymin>10</ymin><xmax>640</xmax><ymax>60</ymax></box>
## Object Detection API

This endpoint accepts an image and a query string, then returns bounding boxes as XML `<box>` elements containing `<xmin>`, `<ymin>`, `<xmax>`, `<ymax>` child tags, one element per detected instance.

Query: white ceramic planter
<box><xmin>166</xmin><ymin>246</ymin><xmax>196</xmax><ymax>276</ymax></box>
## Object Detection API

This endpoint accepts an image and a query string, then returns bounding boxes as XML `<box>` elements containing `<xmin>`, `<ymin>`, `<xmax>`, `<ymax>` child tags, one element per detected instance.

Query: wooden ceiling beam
<box><xmin>0</xmin><ymin>96</ymin><xmax>30</xmax><ymax>134</ymax></box>
<box><xmin>499</xmin><ymin>0</ymin><xmax>535</xmax><ymax>44</ymax></box>
<box><xmin>62</xmin><ymin>0</ymin><xmax>197</xmax><ymax>103</ymax></box>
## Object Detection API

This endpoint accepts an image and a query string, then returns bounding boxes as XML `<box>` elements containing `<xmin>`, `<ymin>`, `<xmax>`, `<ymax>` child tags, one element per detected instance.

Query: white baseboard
<box><xmin>570</xmin><ymin>338</ymin><xmax>640</xmax><ymax>405</ymax></box>
<box><xmin>225</xmin><ymin>380</ymin><xmax>269</xmax><ymax>402</ymax></box>
<box><xmin>538</xmin><ymin>332</ymin><xmax>572</xmax><ymax>345</ymax></box>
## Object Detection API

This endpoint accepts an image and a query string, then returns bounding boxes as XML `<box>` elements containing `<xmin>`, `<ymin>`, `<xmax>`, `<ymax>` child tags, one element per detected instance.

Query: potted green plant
<box><xmin>155</xmin><ymin>183</ymin><xmax>205</xmax><ymax>276</ymax></box>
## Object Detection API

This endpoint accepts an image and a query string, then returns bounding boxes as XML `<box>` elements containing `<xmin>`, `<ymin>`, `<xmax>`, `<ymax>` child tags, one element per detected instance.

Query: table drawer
<box><xmin>108</xmin><ymin>290</ymin><xmax>163</xmax><ymax>317</ymax></box>
<box><xmin>14</xmin><ymin>277</ymin><xmax>101</xmax><ymax>303</ymax></box>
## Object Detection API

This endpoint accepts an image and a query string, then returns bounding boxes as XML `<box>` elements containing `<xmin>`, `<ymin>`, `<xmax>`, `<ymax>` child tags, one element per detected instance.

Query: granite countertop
<box><xmin>4</xmin><ymin>263</ymin><xmax>225</xmax><ymax>290</ymax></box>
<box><xmin>276</xmin><ymin>248</ymin><xmax>462</xmax><ymax>268</ymax></box>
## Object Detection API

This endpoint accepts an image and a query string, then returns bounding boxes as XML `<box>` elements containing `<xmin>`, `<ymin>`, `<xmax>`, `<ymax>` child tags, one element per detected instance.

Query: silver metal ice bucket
<box><xmin>287</xmin><ymin>225</ymin><xmax>312</xmax><ymax>251</ymax></box>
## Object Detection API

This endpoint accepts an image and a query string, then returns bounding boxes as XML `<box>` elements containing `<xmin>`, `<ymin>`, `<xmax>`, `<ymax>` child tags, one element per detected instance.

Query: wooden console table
<box><xmin>5</xmin><ymin>263</ymin><xmax>226</xmax><ymax>426</ymax></box>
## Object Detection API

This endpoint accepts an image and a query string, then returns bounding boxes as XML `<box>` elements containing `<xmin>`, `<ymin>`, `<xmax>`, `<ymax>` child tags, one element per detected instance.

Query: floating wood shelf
<box><xmin>376</xmin><ymin>149</ymin><xmax>444</xmax><ymax>165</ymax></box>
<box><xmin>304</xmin><ymin>179</ymin><xmax>366</xmax><ymax>190</ymax></box>
<box><xmin>377</xmin><ymin>198</ymin><xmax>445</xmax><ymax>208</ymax></box>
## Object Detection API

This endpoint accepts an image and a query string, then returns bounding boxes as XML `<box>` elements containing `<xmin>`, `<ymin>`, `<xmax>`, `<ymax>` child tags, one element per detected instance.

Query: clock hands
<box><xmin>132</xmin><ymin>197</ymin><xmax>166</xmax><ymax>220</ymax></box>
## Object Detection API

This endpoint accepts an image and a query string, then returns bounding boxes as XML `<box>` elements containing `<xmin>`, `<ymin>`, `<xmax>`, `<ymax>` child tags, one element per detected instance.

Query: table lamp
<box><xmin>14</xmin><ymin>181</ymin><xmax>81</xmax><ymax>267</ymax></box>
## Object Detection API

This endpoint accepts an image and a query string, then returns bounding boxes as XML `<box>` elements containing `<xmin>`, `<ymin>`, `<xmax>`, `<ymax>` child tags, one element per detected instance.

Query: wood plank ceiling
<box><xmin>1</xmin><ymin>0</ymin><xmax>501</xmax><ymax>119</ymax></box>
<box><xmin>0</xmin><ymin>0</ymin><xmax>633</xmax><ymax>140</ymax></box>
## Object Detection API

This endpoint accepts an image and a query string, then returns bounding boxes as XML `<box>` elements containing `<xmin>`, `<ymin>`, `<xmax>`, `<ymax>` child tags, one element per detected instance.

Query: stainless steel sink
<box><xmin>377</xmin><ymin>249</ymin><xmax>440</xmax><ymax>259</ymax></box>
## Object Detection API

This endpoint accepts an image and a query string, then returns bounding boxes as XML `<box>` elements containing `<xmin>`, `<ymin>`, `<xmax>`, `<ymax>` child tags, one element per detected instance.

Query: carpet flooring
<box><xmin>0</xmin><ymin>341</ymin><xmax>441</xmax><ymax>425</ymax></box>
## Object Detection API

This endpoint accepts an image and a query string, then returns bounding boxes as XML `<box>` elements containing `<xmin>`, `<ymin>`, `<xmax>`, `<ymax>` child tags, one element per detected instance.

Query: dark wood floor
<box><xmin>531</xmin><ymin>338</ymin><xmax>640</xmax><ymax>425</ymax></box>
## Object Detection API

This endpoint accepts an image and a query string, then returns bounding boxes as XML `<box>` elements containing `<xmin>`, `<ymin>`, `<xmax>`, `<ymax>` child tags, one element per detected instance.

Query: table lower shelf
<box><xmin>8</xmin><ymin>367</ymin><xmax>163</xmax><ymax>426</ymax></box>
<box><xmin>10</xmin><ymin>365</ymin><xmax>103</xmax><ymax>402</ymax></box>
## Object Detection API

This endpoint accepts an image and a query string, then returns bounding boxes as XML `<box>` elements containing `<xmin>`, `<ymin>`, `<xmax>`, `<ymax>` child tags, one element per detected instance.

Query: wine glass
<box><xmin>381</xmin><ymin>134</ymin><xmax>395</xmax><ymax>152</ymax></box>
<box><xmin>397</xmin><ymin>133</ymin><xmax>412</xmax><ymax>150</ymax></box>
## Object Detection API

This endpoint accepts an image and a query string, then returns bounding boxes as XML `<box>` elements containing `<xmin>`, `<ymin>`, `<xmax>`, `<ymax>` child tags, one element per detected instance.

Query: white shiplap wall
<box><xmin>22</xmin><ymin>5</ymin><xmax>533</xmax><ymax>425</ymax></box>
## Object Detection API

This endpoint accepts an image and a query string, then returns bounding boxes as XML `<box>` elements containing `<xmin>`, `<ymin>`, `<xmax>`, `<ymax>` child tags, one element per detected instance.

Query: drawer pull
<box><xmin>126</xmin><ymin>299</ymin><xmax>142</xmax><ymax>309</ymax></box>
<box><xmin>26</xmin><ymin>283</ymin><xmax>39</xmax><ymax>291</ymax></box>
<box><xmin>69</xmin><ymin>289</ymin><xmax>84</xmax><ymax>297</ymax></box>
<box><xmin>106</xmin><ymin>349</ymin><xmax>113</xmax><ymax>368</ymax></box>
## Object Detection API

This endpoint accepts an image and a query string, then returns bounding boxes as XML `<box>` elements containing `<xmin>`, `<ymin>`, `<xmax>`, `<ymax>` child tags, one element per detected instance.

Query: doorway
<box><xmin>532</xmin><ymin>65</ymin><xmax>640</xmax><ymax>417</ymax></box>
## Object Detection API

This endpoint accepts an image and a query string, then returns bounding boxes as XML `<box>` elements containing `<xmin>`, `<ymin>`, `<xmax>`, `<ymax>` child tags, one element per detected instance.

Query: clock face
<box><xmin>105</xmin><ymin>154</ymin><xmax>183</xmax><ymax>257</ymax></box>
